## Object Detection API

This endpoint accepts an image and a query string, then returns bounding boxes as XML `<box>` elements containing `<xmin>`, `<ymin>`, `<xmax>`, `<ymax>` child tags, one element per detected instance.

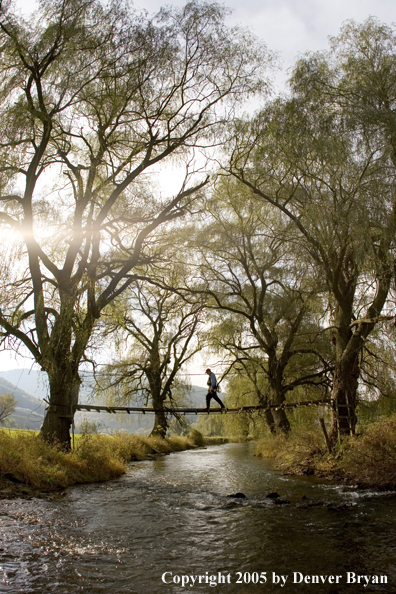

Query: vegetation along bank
<box><xmin>255</xmin><ymin>414</ymin><xmax>396</xmax><ymax>490</ymax></box>
<box><xmin>0</xmin><ymin>430</ymin><xmax>207</xmax><ymax>499</ymax></box>
<box><xmin>1</xmin><ymin>0</ymin><xmax>396</xmax><ymax>491</ymax></box>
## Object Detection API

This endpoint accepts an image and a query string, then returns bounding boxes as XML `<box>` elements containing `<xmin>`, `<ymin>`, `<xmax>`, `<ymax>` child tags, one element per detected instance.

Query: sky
<box><xmin>14</xmin><ymin>0</ymin><xmax>396</xmax><ymax>92</ymax></box>
<box><xmin>132</xmin><ymin>0</ymin><xmax>396</xmax><ymax>91</ymax></box>
<box><xmin>3</xmin><ymin>0</ymin><xmax>396</xmax><ymax>382</ymax></box>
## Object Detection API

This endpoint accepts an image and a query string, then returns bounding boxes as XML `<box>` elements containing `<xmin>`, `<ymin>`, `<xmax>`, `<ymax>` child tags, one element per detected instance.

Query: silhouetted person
<box><xmin>205</xmin><ymin>368</ymin><xmax>225</xmax><ymax>413</ymax></box>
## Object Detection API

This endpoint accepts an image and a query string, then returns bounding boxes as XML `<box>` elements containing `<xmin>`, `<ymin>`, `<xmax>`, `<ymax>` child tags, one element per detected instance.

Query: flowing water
<box><xmin>1</xmin><ymin>442</ymin><xmax>396</xmax><ymax>594</ymax></box>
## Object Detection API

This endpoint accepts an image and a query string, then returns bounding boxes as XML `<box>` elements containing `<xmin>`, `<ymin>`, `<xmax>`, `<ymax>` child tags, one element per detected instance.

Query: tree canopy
<box><xmin>0</xmin><ymin>0</ymin><xmax>269</xmax><ymax>445</ymax></box>
<box><xmin>1</xmin><ymin>7</ymin><xmax>396</xmax><ymax>444</ymax></box>
<box><xmin>98</xmin><ymin>273</ymin><xmax>204</xmax><ymax>437</ymax></box>
<box><xmin>190</xmin><ymin>179</ymin><xmax>332</xmax><ymax>433</ymax></box>
<box><xmin>226</xmin><ymin>18</ymin><xmax>396</xmax><ymax>438</ymax></box>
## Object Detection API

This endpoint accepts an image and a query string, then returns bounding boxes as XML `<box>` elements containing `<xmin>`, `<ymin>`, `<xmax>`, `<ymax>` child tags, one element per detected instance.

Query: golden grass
<box><xmin>204</xmin><ymin>436</ymin><xmax>230</xmax><ymax>445</ymax></box>
<box><xmin>255</xmin><ymin>427</ymin><xmax>329</xmax><ymax>474</ymax></box>
<box><xmin>255</xmin><ymin>414</ymin><xmax>396</xmax><ymax>488</ymax></box>
<box><xmin>341</xmin><ymin>416</ymin><xmax>396</xmax><ymax>488</ymax></box>
<box><xmin>0</xmin><ymin>429</ymin><xmax>201</xmax><ymax>493</ymax></box>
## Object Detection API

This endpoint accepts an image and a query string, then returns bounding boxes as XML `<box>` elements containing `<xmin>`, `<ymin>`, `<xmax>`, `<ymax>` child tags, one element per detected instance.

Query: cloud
<box><xmin>218</xmin><ymin>0</ymin><xmax>396</xmax><ymax>90</ymax></box>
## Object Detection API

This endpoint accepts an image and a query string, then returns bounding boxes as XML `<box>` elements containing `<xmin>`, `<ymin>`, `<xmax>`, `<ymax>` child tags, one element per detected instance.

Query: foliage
<box><xmin>168</xmin><ymin>415</ymin><xmax>193</xmax><ymax>436</ymax></box>
<box><xmin>0</xmin><ymin>416</ymin><xmax>18</xmax><ymax>428</ymax></box>
<box><xmin>98</xmin><ymin>274</ymin><xmax>204</xmax><ymax>436</ymax></box>
<box><xmin>219</xmin><ymin>375</ymin><xmax>269</xmax><ymax>439</ymax></box>
<box><xmin>227</xmin><ymin>19</ymin><xmax>396</xmax><ymax>437</ymax></box>
<box><xmin>0</xmin><ymin>0</ymin><xmax>270</xmax><ymax>444</ymax></box>
<box><xmin>190</xmin><ymin>179</ymin><xmax>332</xmax><ymax>434</ymax></box>
<box><xmin>255</xmin><ymin>426</ymin><xmax>330</xmax><ymax>476</ymax></box>
<box><xmin>0</xmin><ymin>430</ymin><xmax>125</xmax><ymax>489</ymax></box>
<box><xmin>187</xmin><ymin>428</ymin><xmax>205</xmax><ymax>447</ymax></box>
<box><xmin>0</xmin><ymin>392</ymin><xmax>16</xmax><ymax>423</ymax></box>
<box><xmin>193</xmin><ymin>411</ymin><xmax>224</xmax><ymax>437</ymax></box>
<box><xmin>1</xmin><ymin>5</ymin><xmax>396</xmax><ymax>447</ymax></box>
<box><xmin>255</xmin><ymin>412</ymin><xmax>396</xmax><ymax>489</ymax></box>
<box><xmin>341</xmin><ymin>415</ymin><xmax>396</xmax><ymax>488</ymax></box>
<box><xmin>77</xmin><ymin>418</ymin><xmax>100</xmax><ymax>435</ymax></box>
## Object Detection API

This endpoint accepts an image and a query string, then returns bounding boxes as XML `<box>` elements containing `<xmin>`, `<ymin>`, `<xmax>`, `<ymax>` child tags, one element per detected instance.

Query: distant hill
<box><xmin>0</xmin><ymin>368</ymin><xmax>48</xmax><ymax>400</ymax></box>
<box><xmin>0</xmin><ymin>376</ymin><xmax>46</xmax><ymax>430</ymax></box>
<box><xmin>0</xmin><ymin>369</ymin><xmax>209</xmax><ymax>433</ymax></box>
<box><xmin>0</xmin><ymin>368</ymin><xmax>95</xmax><ymax>402</ymax></box>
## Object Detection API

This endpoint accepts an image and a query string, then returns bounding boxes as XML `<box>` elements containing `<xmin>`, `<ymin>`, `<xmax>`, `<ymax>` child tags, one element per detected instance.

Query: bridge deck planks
<box><xmin>75</xmin><ymin>398</ymin><xmax>331</xmax><ymax>415</ymax></box>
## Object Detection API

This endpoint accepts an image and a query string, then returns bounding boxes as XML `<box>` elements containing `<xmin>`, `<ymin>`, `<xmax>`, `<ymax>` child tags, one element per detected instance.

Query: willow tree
<box><xmin>228</xmin><ymin>19</ymin><xmax>396</xmax><ymax>437</ymax></box>
<box><xmin>291</xmin><ymin>18</ymin><xmax>396</xmax><ymax>437</ymax></box>
<box><xmin>0</xmin><ymin>0</ymin><xmax>269</xmax><ymax>445</ymax></box>
<box><xmin>98</xmin><ymin>277</ymin><xmax>204</xmax><ymax>438</ymax></box>
<box><xmin>192</xmin><ymin>180</ymin><xmax>332</xmax><ymax>435</ymax></box>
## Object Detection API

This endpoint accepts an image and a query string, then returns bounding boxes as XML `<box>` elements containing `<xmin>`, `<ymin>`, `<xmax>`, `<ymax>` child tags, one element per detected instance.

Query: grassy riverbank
<box><xmin>255</xmin><ymin>414</ymin><xmax>396</xmax><ymax>489</ymax></box>
<box><xmin>0</xmin><ymin>430</ymin><xmax>204</xmax><ymax>498</ymax></box>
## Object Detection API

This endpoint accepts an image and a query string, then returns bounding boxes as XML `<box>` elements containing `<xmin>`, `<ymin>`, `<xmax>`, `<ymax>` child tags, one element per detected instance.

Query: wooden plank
<box><xmin>74</xmin><ymin>398</ymin><xmax>331</xmax><ymax>415</ymax></box>
<box><xmin>319</xmin><ymin>417</ymin><xmax>332</xmax><ymax>454</ymax></box>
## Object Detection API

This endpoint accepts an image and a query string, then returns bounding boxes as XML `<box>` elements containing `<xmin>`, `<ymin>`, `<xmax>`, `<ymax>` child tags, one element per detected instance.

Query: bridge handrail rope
<box><xmin>74</xmin><ymin>398</ymin><xmax>331</xmax><ymax>415</ymax></box>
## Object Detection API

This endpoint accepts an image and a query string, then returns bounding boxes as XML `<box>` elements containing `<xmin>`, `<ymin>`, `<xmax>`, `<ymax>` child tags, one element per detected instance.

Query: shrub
<box><xmin>341</xmin><ymin>415</ymin><xmax>396</xmax><ymax>488</ymax></box>
<box><xmin>187</xmin><ymin>429</ymin><xmax>205</xmax><ymax>447</ymax></box>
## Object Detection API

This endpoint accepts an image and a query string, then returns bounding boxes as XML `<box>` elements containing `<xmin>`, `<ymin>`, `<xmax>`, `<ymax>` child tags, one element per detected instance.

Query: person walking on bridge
<box><xmin>205</xmin><ymin>368</ymin><xmax>225</xmax><ymax>413</ymax></box>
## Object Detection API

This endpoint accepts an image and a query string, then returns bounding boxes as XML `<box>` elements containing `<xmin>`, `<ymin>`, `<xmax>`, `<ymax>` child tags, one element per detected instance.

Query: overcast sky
<box><xmin>3</xmin><ymin>0</ymin><xmax>396</xmax><ymax>376</ymax></box>
<box><xmin>15</xmin><ymin>0</ymin><xmax>396</xmax><ymax>89</ymax></box>
<box><xmin>133</xmin><ymin>0</ymin><xmax>396</xmax><ymax>90</ymax></box>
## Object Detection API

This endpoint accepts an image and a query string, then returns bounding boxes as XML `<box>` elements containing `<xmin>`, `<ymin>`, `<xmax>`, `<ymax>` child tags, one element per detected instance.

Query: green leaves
<box><xmin>0</xmin><ymin>392</ymin><xmax>17</xmax><ymax>423</ymax></box>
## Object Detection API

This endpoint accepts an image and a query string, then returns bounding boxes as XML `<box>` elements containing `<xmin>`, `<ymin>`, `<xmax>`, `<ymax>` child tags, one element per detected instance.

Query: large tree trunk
<box><xmin>147</xmin><ymin>363</ymin><xmax>168</xmax><ymax>438</ymax></box>
<box><xmin>331</xmin><ymin>301</ymin><xmax>357</xmax><ymax>439</ymax></box>
<box><xmin>264</xmin><ymin>409</ymin><xmax>277</xmax><ymax>434</ymax></box>
<box><xmin>255</xmin><ymin>388</ymin><xmax>277</xmax><ymax>434</ymax></box>
<box><xmin>150</xmin><ymin>390</ymin><xmax>168</xmax><ymax>438</ymax></box>
<box><xmin>272</xmin><ymin>406</ymin><xmax>290</xmax><ymax>435</ymax></box>
<box><xmin>39</xmin><ymin>288</ymin><xmax>95</xmax><ymax>448</ymax></box>
<box><xmin>267</xmin><ymin>385</ymin><xmax>290</xmax><ymax>435</ymax></box>
<box><xmin>258</xmin><ymin>386</ymin><xmax>289</xmax><ymax>435</ymax></box>
<box><xmin>332</xmin><ymin>353</ymin><xmax>360</xmax><ymax>437</ymax></box>
<box><xmin>151</xmin><ymin>408</ymin><xmax>168</xmax><ymax>439</ymax></box>
<box><xmin>330</xmin><ymin>253</ymin><xmax>392</xmax><ymax>440</ymax></box>
<box><xmin>266</xmin><ymin>354</ymin><xmax>290</xmax><ymax>435</ymax></box>
<box><xmin>41</xmin><ymin>364</ymin><xmax>81</xmax><ymax>448</ymax></box>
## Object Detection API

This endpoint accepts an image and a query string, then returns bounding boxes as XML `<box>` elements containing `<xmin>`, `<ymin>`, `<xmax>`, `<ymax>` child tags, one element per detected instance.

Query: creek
<box><xmin>1</xmin><ymin>442</ymin><xmax>395</xmax><ymax>593</ymax></box>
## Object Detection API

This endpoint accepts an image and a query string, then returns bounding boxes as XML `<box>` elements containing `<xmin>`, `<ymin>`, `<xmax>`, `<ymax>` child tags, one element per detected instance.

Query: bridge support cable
<box><xmin>75</xmin><ymin>398</ymin><xmax>331</xmax><ymax>415</ymax></box>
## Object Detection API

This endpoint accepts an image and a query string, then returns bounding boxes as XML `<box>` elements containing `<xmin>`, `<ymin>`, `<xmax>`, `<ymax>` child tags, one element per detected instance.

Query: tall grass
<box><xmin>255</xmin><ymin>413</ymin><xmax>396</xmax><ymax>488</ymax></box>
<box><xmin>255</xmin><ymin>426</ymin><xmax>331</xmax><ymax>475</ymax></box>
<box><xmin>341</xmin><ymin>416</ymin><xmax>396</xmax><ymax>488</ymax></box>
<box><xmin>0</xmin><ymin>430</ymin><xmax>201</xmax><ymax>492</ymax></box>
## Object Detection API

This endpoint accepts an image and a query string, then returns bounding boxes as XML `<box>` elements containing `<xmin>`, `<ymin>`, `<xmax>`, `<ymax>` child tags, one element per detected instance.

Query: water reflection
<box><xmin>1</xmin><ymin>443</ymin><xmax>395</xmax><ymax>593</ymax></box>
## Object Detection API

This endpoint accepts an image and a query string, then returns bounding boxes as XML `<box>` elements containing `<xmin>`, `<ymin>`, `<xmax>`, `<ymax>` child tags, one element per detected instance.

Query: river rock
<box><xmin>266</xmin><ymin>492</ymin><xmax>280</xmax><ymax>499</ymax></box>
<box><xmin>227</xmin><ymin>492</ymin><xmax>247</xmax><ymax>498</ymax></box>
<box><xmin>326</xmin><ymin>503</ymin><xmax>349</xmax><ymax>512</ymax></box>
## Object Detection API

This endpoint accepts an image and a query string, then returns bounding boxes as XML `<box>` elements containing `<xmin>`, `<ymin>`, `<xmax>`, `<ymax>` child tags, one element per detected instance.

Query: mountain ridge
<box><xmin>0</xmin><ymin>369</ymin><xmax>208</xmax><ymax>432</ymax></box>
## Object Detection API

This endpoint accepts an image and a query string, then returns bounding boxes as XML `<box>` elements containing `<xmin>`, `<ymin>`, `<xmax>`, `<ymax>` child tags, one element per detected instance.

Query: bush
<box><xmin>78</xmin><ymin>419</ymin><xmax>100</xmax><ymax>435</ymax></box>
<box><xmin>341</xmin><ymin>415</ymin><xmax>396</xmax><ymax>488</ymax></box>
<box><xmin>0</xmin><ymin>393</ymin><xmax>17</xmax><ymax>424</ymax></box>
<box><xmin>187</xmin><ymin>429</ymin><xmax>205</xmax><ymax>447</ymax></box>
<box><xmin>255</xmin><ymin>413</ymin><xmax>396</xmax><ymax>488</ymax></box>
